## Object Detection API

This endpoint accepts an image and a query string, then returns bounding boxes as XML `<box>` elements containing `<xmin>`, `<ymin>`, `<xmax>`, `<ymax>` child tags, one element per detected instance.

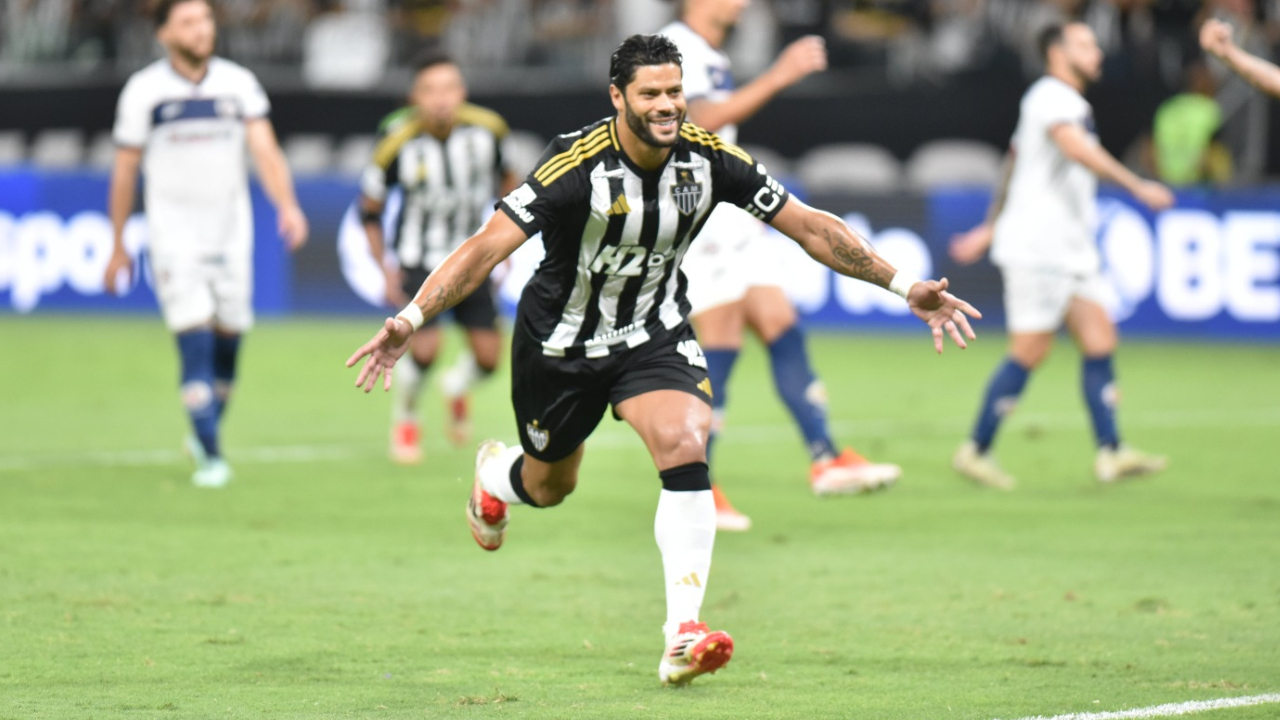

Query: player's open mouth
<box><xmin>651</xmin><ymin>116</ymin><xmax>679</xmax><ymax>131</ymax></box>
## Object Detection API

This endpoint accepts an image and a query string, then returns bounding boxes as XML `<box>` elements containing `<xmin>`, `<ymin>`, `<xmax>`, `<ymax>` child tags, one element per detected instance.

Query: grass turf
<box><xmin>0</xmin><ymin>315</ymin><xmax>1277</xmax><ymax>719</ymax></box>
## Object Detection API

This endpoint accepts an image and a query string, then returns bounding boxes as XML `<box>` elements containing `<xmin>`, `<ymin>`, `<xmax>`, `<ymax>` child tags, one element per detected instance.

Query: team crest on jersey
<box><xmin>526</xmin><ymin>420</ymin><xmax>550</xmax><ymax>453</ymax></box>
<box><xmin>671</xmin><ymin>169</ymin><xmax>703</xmax><ymax>216</ymax></box>
<box><xmin>160</xmin><ymin>102</ymin><xmax>183</xmax><ymax>121</ymax></box>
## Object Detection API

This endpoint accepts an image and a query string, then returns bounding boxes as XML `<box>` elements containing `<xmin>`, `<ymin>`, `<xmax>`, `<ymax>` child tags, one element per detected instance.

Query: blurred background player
<box><xmin>659</xmin><ymin>0</ymin><xmax>901</xmax><ymax>532</ymax></box>
<box><xmin>357</xmin><ymin>52</ymin><xmax>518</xmax><ymax>464</ymax></box>
<box><xmin>949</xmin><ymin>22</ymin><xmax>1173</xmax><ymax>490</ymax></box>
<box><xmin>347</xmin><ymin>34</ymin><xmax>979</xmax><ymax>686</ymax></box>
<box><xmin>1201</xmin><ymin>18</ymin><xmax>1280</xmax><ymax>101</ymax></box>
<box><xmin>102</xmin><ymin>0</ymin><xmax>308</xmax><ymax>488</ymax></box>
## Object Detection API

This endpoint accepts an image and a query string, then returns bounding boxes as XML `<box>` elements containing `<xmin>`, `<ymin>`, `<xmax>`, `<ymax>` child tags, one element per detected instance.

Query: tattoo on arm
<box><xmin>821</xmin><ymin>227</ymin><xmax>893</xmax><ymax>287</ymax></box>
<box><xmin>419</xmin><ymin>268</ymin><xmax>474</xmax><ymax>320</ymax></box>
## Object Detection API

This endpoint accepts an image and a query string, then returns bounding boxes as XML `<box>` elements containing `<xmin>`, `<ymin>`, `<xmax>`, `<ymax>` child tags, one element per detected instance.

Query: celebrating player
<box><xmin>660</xmin><ymin>0</ymin><xmax>901</xmax><ymax>533</ymax></box>
<box><xmin>347</xmin><ymin>34</ymin><xmax>979</xmax><ymax>686</ymax></box>
<box><xmin>949</xmin><ymin>23</ymin><xmax>1173</xmax><ymax>489</ymax></box>
<box><xmin>103</xmin><ymin>0</ymin><xmax>308</xmax><ymax>488</ymax></box>
<box><xmin>358</xmin><ymin>52</ymin><xmax>519</xmax><ymax>464</ymax></box>
<box><xmin>1200</xmin><ymin>18</ymin><xmax>1280</xmax><ymax>98</ymax></box>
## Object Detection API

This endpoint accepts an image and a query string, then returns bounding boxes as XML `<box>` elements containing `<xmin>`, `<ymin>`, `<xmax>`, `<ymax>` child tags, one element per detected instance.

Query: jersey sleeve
<box><xmin>1037</xmin><ymin>83</ymin><xmax>1089</xmax><ymax>129</ymax></box>
<box><xmin>240</xmin><ymin>69</ymin><xmax>270</xmax><ymax>120</ymax></box>
<box><xmin>360</xmin><ymin>113</ymin><xmax>412</xmax><ymax>203</ymax></box>
<box><xmin>709</xmin><ymin>139</ymin><xmax>790</xmax><ymax>223</ymax></box>
<box><xmin>496</xmin><ymin>135</ymin><xmax>585</xmax><ymax>236</ymax></box>
<box><xmin>112</xmin><ymin>75</ymin><xmax>151</xmax><ymax>148</ymax></box>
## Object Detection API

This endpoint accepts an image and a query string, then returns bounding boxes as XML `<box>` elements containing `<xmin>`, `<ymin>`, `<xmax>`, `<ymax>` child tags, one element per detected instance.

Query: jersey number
<box><xmin>591</xmin><ymin>245</ymin><xmax>648</xmax><ymax>277</ymax></box>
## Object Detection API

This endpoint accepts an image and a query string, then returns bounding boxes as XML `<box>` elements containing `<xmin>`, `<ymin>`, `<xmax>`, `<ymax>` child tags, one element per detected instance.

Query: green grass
<box><xmin>1</xmin><ymin>315</ymin><xmax>1278</xmax><ymax>719</ymax></box>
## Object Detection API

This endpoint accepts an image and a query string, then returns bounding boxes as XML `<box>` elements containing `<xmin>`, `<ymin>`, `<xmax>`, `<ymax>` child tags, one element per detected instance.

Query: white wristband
<box><xmin>396</xmin><ymin>302</ymin><xmax>425</xmax><ymax>332</ymax></box>
<box><xmin>889</xmin><ymin>271</ymin><xmax>920</xmax><ymax>300</ymax></box>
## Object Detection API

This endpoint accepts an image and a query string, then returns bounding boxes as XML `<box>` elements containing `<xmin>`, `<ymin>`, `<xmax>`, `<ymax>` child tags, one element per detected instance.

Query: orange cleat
<box><xmin>466</xmin><ymin>440</ymin><xmax>509</xmax><ymax>551</ymax></box>
<box><xmin>810</xmin><ymin>447</ymin><xmax>901</xmax><ymax>496</ymax></box>
<box><xmin>390</xmin><ymin>421</ymin><xmax>423</xmax><ymax>465</ymax></box>
<box><xmin>659</xmin><ymin>620</ymin><xmax>734</xmax><ymax>686</ymax></box>
<box><xmin>711</xmin><ymin>484</ymin><xmax>752</xmax><ymax>532</ymax></box>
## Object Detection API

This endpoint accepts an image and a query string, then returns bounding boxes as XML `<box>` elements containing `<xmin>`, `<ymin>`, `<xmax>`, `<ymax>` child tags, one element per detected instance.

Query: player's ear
<box><xmin>609</xmin><ymin>84</ymin><xmax>625</xmax><ymax>113</ymax></box>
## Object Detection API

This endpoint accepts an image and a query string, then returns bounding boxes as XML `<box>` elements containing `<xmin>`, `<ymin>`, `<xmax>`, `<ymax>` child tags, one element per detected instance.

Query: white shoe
<box><xmin>192</xmin><ymin>458</ymin><xmax>232</xmax><ymax>488</ymax></box>
<box><xmin>1096</xmin><ymin>445</ymin><xmax>1167</xmax><ymax>483</ymax></box>
<box><xmin>810</xmin><ymin>448</ymin><xmax>900</xmax><ymax>495</ymax></box>
<box><xmin>466</xmin><ymin>440</ymin><xmax>509</xmax><ymax>551</ymax></box>
<box><xmin>658</xmin><ymin>621</ymin><xmax>734</xmax><ymax>687</ymax></box>
<box><xmin>952</xmin><ymin>441</ymin><xmax>1015</xmax><ymax>490</ymax></box>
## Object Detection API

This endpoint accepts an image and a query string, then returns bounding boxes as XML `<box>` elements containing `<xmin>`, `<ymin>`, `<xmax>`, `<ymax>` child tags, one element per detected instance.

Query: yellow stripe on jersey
<box><xmin>456</xmin><ymin>103</ymin><xmax>510</xmax><ymax>139</ymax></box>
<box><xmin>372</xmin><ymin>116</ymin><xmax>422</xmax><ymax>169</ymax></box>
<box><xmin>534</xmin><ymin>124</ymin><xmax>612</xmax><ymax>186</ymax></box>
<box><xmin>680</xmin><ymin>123</ymin><xmax>754</xmax><ymax>165</ymax></box>
<box><xmin>608</xmin><ymin>117</ymin><xmax>620</xmax><ymax>151</ymax></box>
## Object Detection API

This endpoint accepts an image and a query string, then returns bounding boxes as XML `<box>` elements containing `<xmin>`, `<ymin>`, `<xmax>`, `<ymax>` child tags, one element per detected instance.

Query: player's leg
<box><xmin>441</xmin><ymin>279</ymin><xmax>503</xmax><ymax>446</ymax></box>
<box><xmin>685</xmin><ymin>234</ymin><xmax>751</xmax><ymax>531</ymax></box>
<box><xmin>1065</xmin><ymin>294</ymin><xmax>1166</xmax><ymax>482</ymax></box>
<box><xmin>744</xmin><ymin>284</ymin><xmax>901</xmax><ymax>494</ymax></box>
<box><xmin>211</xmin><ymin>329</ymin><xmax>241</xmax><ymax>423</ymax></box>
<box><xmin>390</xmin><ymin>326</ymin><xmax>440</xmax><ymax>464</ymax></box>
<box><xmin>610</xmin><ymin>330</ymin><xmax>732</xmax><ymax>686</ymax></box>
<box><xmin>465</xmin><ymin>328</ymin><xmax>609</xmax><ymax>550</ymax></box>
<box><xmin>954</xmin><ymin>267</ymin><xmax>1063</xmax><ymax>490</ymax></box>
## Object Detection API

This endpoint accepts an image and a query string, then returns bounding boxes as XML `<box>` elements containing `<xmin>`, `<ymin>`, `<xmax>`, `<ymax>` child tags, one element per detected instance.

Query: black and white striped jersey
<box><xmin>497</xmin><ymin>117</ymin><xmax>789</xmax><ymax>358</ymax></box>
<box><xmin>361</xmin><ymin>104</ymin><xmax>509</xmax><ymax>271</ymax></box>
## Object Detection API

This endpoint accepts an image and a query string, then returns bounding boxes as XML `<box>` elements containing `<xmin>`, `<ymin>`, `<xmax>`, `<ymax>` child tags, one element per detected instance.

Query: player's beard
<box><xmin>623</xmin><ymin>98</ymin><xmax>683</xmax><ymax>149</ymax></box>
<box><xmin>1070</xmin><ymin>58</ymin><xmax>1101</xmax><ymax>87</ymax></box>
<box><xmin>173</xmin><ymin>37</ymin><xmax>214</xmax><ymax>68</ymax></box>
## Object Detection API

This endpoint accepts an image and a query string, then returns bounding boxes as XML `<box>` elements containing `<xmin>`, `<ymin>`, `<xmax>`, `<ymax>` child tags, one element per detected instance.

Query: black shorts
<box><xmin>510</xmin><ymin>323</ymin><xmax>712</xmax><ymax>463</ymax></box>
<box><xmin>401</xmin><ymin>267</ymin><xmax>499</xmax><ymax>330</ymax></box>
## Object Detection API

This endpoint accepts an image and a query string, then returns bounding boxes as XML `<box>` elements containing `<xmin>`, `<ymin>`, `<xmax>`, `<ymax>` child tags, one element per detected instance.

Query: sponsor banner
<box><xmin>3</xmin><ymin>169</ymin><xmax>1276</xmax><ymax>341</ymax></box>
<box><xmin>0</xmin><ymin>169</ymin><xmax>289</xmax><ymax>316</ymax></box>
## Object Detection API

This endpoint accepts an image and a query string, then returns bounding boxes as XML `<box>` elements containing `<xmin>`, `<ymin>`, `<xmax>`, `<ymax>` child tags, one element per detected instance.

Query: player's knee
<box><xmin>181</xmin><ymin>380</ymin><xmax>215</xmax><ymax>417</ymax></box>
<box><xmin>649</xmin><ymin>423</ymin><xmax>708</xmax><ymax>467</ymax></box>
<box><xmin>526</xmin><ymin>469</ymin><xmax>577</xmax><ymax>507</ymax></box>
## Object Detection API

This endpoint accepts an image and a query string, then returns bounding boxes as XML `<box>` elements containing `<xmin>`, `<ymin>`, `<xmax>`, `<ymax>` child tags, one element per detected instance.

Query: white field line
<box><xmin>1</xmin><ymin>406</ymin><xmax>1278</xmax><ymax>473</ymax></box>
<box><xmin>998</xmin><ymin>693</ymin><xmax>1280</xmax><ymax>720</ymax></box>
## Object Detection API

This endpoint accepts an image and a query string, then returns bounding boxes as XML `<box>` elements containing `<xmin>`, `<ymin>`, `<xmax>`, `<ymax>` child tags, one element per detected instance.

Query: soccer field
<box><xmin>1</xmin><ymin>315</ymin><xmax>1277</xmax><ymax>720</ymax></box>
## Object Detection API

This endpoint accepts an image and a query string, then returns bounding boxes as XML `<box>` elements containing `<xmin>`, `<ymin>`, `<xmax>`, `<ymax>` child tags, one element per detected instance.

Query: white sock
<box><xmin>479</xmin><ymin>444</ymin><xmax>526</xmax><ymax>505</ymax></box>
<box><xmin>655</xmin><ymin>489</ymin><xmax>716</xmax><ymax>639</ymax></box>
<box><xmin>440</xmin><ymin>351</ymin><xmax>481</xmax><ymax>398</ymax></box>
<box><xmin>392</xmin><ymin>359</ymin><xmax>424</xmax><ymax>424</ymax></box>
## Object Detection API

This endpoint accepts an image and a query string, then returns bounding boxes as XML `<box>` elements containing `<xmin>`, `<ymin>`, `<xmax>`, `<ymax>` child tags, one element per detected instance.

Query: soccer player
<box><xmin>357</xmin><ymin>52</ymin><xmax>519</xmax><ymax>464</ymax></box>
<box><xmin>949</xmin><ymin>23</ymin><xmax>1173</xmax><ymax>489</ymax></box>
<box><xmin>660</xmin><ymin>0</ymin><xmax>901</xmax><ymax>533</ymax></box>
<box><xmin>348</xmin><ymin>34</ymin><xmax>980</xmax><ymax>686</ymax></box>
<box><xmin>1200</xmin><ymin>18</ymin><xmax>1280</xmax><ymax>99</ymax></box>
<box><xmin>102</xmin><ymin>0</ymin><xmax>308</xmax><ymax>488</ymax></box>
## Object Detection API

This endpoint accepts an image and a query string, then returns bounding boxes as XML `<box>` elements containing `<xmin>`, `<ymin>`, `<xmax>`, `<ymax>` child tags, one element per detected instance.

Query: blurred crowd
<box><xmin>2</xmin><ymin>0</ymin><xmax>1278</xmax><ymax>183</ymax></box>
<box><xmin>4</xmin><ymin>1</ymin><xmax>1277</xmax><ymax>87</ymax></box>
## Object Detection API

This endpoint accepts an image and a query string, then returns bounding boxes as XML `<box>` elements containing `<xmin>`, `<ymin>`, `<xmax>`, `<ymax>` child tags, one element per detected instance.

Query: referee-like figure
<box><xmin>348</xmin><ymin>34</ymin><xmax>980</xmax><ymax>687</ymax></box>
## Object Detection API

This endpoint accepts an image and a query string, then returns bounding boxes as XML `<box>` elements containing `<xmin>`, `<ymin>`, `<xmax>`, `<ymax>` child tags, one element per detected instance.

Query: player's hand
<box><xmin>771</xmin><ymin>35</ymin><xmax>827</xmax><ymax>87</ymax></box>
<box><xmin>346</xmin><ymin>316</ymin><xmax>413</xmax><ymax>393</ymax></box>
<box><xmin>383</xmin><ymin>264</ymin><xmax>407</xmax><ymax>307</ymax></box>
<box><xmin>905</xmin><ymin>277</ymin><xmax>981</xmax><ymax>354</ymax></box>
<box><xmin>1200</xmin><ymin>19</ymin><xmax>1235</xmax><ymax>60</ymax></box>
<box><xmin>278</xmin><ymin>203</ymin><xmax>309</xmax><ymax>251</ymax></box>
<box><xmin>1133</xmin><ymin>180</ymin><xmax>1175</xmax><ymax>211</ymax></box>
<box><xmin>949</xmin><ymin>223</ymin><xmax>994</xmax><ymax>266</ymax></box>
<box><xmin>102</xmin><ymin>247</ymin><xmax>133</xmax><ymax>296</ymax></box>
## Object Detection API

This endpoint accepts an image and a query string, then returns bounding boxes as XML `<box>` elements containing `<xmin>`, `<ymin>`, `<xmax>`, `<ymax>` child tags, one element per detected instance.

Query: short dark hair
<box><xmin>153</xmin><ymin>0</ymin><xmax>210</xmax><ymax>27</ymax></box>
<box><xmin>1038</xmin><ymin>23</ymin><xmax>1064</xmax><ymax>62</ymax></box>
<box><xmin>609</xmin><ymin>34</ymin><xmax>683</xmax><ymax>90</ymax></box>
<box><xmin>412</xmin><ymin>48</ymin><xmax>456</xmax><ymax>76</ymax></box>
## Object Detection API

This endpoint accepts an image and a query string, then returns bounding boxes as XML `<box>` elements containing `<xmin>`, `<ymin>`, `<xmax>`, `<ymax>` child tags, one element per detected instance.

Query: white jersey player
<box><xmin>949</xmin><ymin>22</ymin><xmax>1173</xmax><ymax>489</ymax></box>
<box><xmin>104</xmin><ymin>0</ymin><xmax>308</xmax><ymax>488</ymax></box>
<box><xmin>660</xmin><ymin>0</ymin><xmax>901</xmax><ymax>533</ymax></box>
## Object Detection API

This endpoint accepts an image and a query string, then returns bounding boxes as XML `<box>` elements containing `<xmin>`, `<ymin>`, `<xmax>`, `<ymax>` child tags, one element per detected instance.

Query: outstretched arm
<box><xmin>686</xmin><ymin>36</ymin><xmax>827</xmax><ymax>132</ymax></box>
<box><xmin>1201</xmin><ymin>18</ymin><xmax>1280</xmax><ymax>97</ymax></box>
<box><xmin>346</xmin><ymin>211</ymin><xmax>530</xmax><ymax>391</ymax></box>
<box><xmin>1049</xmin><ymin>124</ymin><xmax>1174</xmax><ymax>211</ymax></box>
<box><xmin>768</xmin><ymin>197</ymin><xmax>981</xmax><ymax>353</ymax></box>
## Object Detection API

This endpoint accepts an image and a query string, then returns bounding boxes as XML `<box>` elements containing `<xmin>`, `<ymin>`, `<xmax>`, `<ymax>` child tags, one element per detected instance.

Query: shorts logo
<box><xmin>676</xmin><ymin>339</ymin><xmax>708</xmax><ymax>369</ymax></box>
<box><xmin>697</xmin><ymin>377</ymin><xmax>713</xmax><ymax>398</ymax></box>
<box><xmin>526</xmin><ymin>420</ymin><xmax>550</xmax><ymax>452</ymax></box>
<box><xmin>671</xmin><ymin>169</ymin><xmax>703</xmax><ymax>216</ymax></box>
